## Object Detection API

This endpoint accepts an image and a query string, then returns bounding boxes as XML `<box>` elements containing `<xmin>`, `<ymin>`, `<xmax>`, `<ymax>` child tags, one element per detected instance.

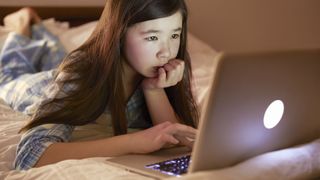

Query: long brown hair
<box><xmin>20</xmin><ymin>0</ymin><xmax>199</xmax><ymax>135</ymax></box>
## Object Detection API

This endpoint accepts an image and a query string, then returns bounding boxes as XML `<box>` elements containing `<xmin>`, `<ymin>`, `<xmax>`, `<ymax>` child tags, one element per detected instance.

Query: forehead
<box><xmin>130</xmin><ymin>11</ymin><xmax>183</xmax><ymax>32</ymax></box>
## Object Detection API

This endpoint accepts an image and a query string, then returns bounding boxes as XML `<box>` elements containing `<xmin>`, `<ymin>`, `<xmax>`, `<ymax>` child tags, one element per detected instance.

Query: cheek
<box><xmin>124</xmin><ymin>39</ymin><xmax>156</xmax><ymax>73</ymax></box>
<box><xmin>125</xmin><ymin>43</ymin><xmax>154</xmax><ymax>64</ymax></box>
<box><xmin>172</xmin><ymin>41</ymin><xmax>181</xmax><ymax>57</ymax></box>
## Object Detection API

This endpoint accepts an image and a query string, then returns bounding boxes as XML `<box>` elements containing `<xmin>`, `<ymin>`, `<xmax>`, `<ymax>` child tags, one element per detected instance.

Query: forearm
<box><xmin>143</xmin><ymin>88</ymin><xmax>179</xmax><ymax>125</ymax></box>
<box><xmin>35</xmin><ymin>134</ymin><xmax>133</xmax><ymax>167</ymax></box>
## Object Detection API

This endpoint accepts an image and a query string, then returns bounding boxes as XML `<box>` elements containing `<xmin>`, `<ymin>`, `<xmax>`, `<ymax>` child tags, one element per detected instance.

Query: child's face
<box><xmin>123</xmin><ymin>11</ymin><xmax>182</xmax><ymax>78</ymax></box>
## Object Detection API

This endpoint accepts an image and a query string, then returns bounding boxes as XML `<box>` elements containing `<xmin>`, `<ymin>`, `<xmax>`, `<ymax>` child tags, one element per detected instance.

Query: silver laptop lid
<box><xmin>190</xmin><ymin>49</ymin><xmax>320</xmax><ymax>173</ymax></box>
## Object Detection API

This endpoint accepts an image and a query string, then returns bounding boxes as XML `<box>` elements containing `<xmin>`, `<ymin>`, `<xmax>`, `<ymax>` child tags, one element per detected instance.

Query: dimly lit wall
<box><xmin>186</xmin><ymin>0</ymin><xmax>320</xmax><ymax>52</ymax></box>
<box><xmin>0</xmin><ymin>0</ymin><xmax>105</xmax><ymax>6</ymax></box>
<box><xmin>1</xmin><ymin>0</ymin><xmax>320</xmax><ymax>52</ymax></box>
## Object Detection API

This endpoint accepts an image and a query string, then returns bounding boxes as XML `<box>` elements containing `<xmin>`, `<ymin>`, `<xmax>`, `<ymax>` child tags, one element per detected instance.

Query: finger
<box><xmin>175</xmin><ymin>124</ymin><xmax>197</xmax><ymax>138</ymax></box>
<box><xmin>171</xmin><ymin>60</ymin><xmax>184</xmax><ymax>81</ymax></box>
<box><xmin>166</xmin><ymin>70</ymin><xmax>177</xmax><ymax>84</ymax></box>
<box><xmin>170</xmin><ymin>60</ymin><xmax>185</xmax><ymax>82</ymax></box>
<box><xmin>163</xmin><ymin>63</ymin><xmax>177</xmax><ymax>84</ymax></box>
<box><xmin>165</xmin><ymin>65</ymin><xmax>180</xmax><ymax>85</ymax></box>
<box><xmin>176</xmin><ymin>136</ymin><xmax>195</xmax><ymax>150</ymax></box>
<box><xmin>165</xmin><ymin>124</ymin><xmax>197</xmax><ymax>139</ymax></box>
<box><xmin>169</xmin><ymin>59</ymin><xmax>181</xmax><ymax>67</ymax></box>
<box><xmin>170</xmin><ymin>59</ymin><xmax>184</xmax><ymax>67</ymax></box>
<box><xmin>158</xmin><ymin>67</ymin><xmax>166</xmax><ymax>83</ymax></box>
<box><xmin>161</xmin><ymin>134</ymin><xmax>179</xmax><ymax>145</ymax></box>
<box><xmin>163</xmin><ymin>63</ymin><xmax>175</xmax><ymax>72</ymax></box>
<box><xmin>157</xmin><ymin>68</ymin><xmax>167</xmax><ymax>87</ymax></box>
<box><xmin>163</xmin><ymin>143</ymin><xmax>178</xmax><ymax>149</ymax></box>
<box><xmin>178</xmin><ymin>61</ymin><xmax>185</xmax><ymax>81</ymax></box>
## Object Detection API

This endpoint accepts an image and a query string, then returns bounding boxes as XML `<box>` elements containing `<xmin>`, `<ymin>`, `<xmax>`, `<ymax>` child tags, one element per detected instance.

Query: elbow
<box><xmin>14</xmin><ymin>140</ymin><xmax>53</xmax><ymax>170</ymax></box>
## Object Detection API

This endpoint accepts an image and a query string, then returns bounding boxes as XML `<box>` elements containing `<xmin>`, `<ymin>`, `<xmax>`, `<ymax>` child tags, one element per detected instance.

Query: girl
<box><xmin>0</xmin><ymin>0</ymin><xmax>199</xmax><ymax>170</ymax></box>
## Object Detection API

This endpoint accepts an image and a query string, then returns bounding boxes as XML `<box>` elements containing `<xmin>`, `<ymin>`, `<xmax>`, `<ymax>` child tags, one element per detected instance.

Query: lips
<box><xmin>154</xmin><ymin>66</ymin><xmax>164</xmax><ymax>71</ymax></box>
<box><xmin>152</xmin><ymin>66</ymin><xmax>163</xmax><ymax>76</ymax></box>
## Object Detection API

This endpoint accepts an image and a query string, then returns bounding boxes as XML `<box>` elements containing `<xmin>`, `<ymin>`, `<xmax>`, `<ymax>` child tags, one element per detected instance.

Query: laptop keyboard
<box><xmin>145</xmin><ymin>155</ymin><xmax>191</xmax><ymax>176</ymax></box>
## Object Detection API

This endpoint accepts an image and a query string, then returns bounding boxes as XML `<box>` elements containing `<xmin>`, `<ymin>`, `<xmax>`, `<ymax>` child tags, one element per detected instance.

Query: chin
<box><xmin>145</xmin><ymin>74</ymin><xmax>157</xmax><ymax>78</ymax></box>
<box><xmin>143</xmin><ymin>70</ymin><xmax>158</xmax><ymax>78</ymax></box>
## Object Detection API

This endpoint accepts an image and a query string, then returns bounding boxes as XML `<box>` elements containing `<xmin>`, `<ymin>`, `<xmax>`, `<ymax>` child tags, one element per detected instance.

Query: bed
<box><xmin>1</xmin><ymin>10</ymin><xmax>320</xmax><ymax>180</ymax></box>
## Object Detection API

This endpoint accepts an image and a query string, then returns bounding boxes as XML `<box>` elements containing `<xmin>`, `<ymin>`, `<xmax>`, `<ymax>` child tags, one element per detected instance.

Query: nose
<box><xmin>157</xmin><ymin>41</ymin><xmax>171</xmax><ymax>63</ymax></box>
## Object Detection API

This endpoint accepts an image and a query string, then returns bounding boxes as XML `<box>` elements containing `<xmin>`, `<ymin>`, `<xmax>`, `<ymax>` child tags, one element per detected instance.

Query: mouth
<box><xmin>151</xmin><ymin>66</ymin><xmax>164</xmax><ymax>77</ymax></box>
<box><xmin>153</xmin><ymin>66</ymin><xmax>164</xmax><ymax>72</ymax></box>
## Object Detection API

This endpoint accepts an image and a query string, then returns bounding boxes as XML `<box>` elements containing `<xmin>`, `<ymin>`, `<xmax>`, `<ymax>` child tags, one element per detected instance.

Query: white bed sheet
<box><xmin>0</xmin><ymin>19</ymin><xmax>320</xmax><ymax>180</ymax></box>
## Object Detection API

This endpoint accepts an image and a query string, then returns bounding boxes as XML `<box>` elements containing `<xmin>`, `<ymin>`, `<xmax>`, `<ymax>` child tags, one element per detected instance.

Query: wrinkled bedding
<box><xmin>1</xmin><ymin>19</ymin><xmax>320</xmax><ymax>180</ymax></box>
<box><xmin>1</xmin><ymin>97</ymin><xmax>320</xmax><ymax>180</ymax></box>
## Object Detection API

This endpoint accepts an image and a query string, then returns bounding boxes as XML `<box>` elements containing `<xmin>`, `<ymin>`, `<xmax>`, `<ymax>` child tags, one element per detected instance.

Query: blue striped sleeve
<box><xmin>14</xmin><ymin>123</ymin><xmax>74</xmax><ymax>170</ymax></box>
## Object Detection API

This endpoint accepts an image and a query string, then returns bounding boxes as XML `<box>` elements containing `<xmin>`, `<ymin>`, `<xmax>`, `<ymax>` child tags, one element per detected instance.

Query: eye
<box><xmin>171</xmin><ymin>34</ymin><xmax>180</xmax><ymax>39</ymax></box>
<box><xmin>145</xmin><ymin>36</ymin><xmax>158</xmax><ymax>41</ymax></box>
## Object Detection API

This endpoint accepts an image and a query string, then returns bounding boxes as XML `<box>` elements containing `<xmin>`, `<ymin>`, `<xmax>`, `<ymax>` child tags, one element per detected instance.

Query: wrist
<box><xmin>109</xmin><ymin>133</ymin><xmax>137</xmax><ymax>155</ymax></box>
<box><xmin>125</xmin><ymin>133</ymin><xmax>140</xmax><ymax>154</ymax></box>
<box><xmin>142</xmin><ymin>86</ymin><xmax>164</xmax><ymax>94</ymax></box>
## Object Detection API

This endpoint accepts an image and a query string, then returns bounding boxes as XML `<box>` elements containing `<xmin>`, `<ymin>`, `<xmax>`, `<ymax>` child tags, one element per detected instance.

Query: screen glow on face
<box><xmin>263</xmin><ymin>100</ymin><xmax>284</xmax><ymax>129</ymax></box>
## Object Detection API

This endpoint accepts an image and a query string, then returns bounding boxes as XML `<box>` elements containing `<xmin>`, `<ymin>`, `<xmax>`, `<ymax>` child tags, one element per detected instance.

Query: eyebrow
<box><xmin>141</xmin><ymin>27</ymin><xmax>182</xmax><ymax>35</ymax></box>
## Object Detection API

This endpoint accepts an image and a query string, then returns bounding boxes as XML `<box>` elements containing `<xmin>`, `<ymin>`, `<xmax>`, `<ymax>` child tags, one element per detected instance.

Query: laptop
<box><xmin>106</xmin><ymin>49</ymin><xmax>320</xmax><ymax>179</ymax></box>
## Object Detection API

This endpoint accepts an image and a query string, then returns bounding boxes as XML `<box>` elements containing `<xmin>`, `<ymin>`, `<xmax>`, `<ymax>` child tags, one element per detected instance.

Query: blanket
<box><xmin>1</xmin><ymin>19</ymin><xmax>320</xmax><ymax>180</ymax></box>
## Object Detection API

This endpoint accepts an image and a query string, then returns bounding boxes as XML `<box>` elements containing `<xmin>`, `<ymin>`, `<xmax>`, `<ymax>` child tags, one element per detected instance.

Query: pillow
<box><xmin>167</xmin><ymin>139</ymin><xmax>320</xmax><ymax>180</ymax></box>
<box><xmin>0</xmin><ymin>26</ymin><xmax>9</xmax><ymax>50</ymax></box>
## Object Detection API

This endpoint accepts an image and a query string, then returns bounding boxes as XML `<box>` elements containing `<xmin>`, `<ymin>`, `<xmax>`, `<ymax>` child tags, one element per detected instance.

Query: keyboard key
<box><xmin>145</xmin><ymin>155</ymin><xmax>191</xmax><ymax>176</ymax></box>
